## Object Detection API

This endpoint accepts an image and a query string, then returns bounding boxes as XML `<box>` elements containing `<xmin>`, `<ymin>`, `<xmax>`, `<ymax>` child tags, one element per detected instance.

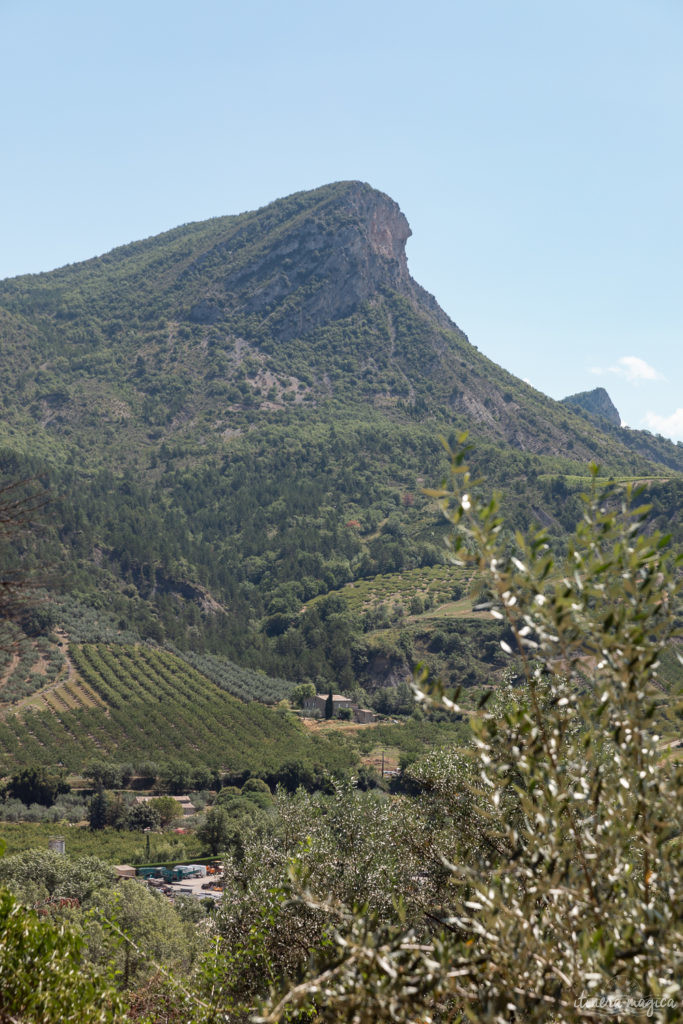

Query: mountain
<box><xmin>1</xmin><ymin>180</ymin><xmax>680</xmax><ymax>467</ymax></box>
<box><xmin>561</xmin><ymin>387</ymin><xmax>621</xmax><ymax>427</ymax></box>
<box><xmin>0</xmin><ymin>181</ymin><xmax>681</xmax><ymax>695</ymax></box>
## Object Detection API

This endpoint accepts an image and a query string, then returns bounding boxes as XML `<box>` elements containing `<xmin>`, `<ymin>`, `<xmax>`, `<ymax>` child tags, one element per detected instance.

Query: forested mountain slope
<box><xmin>0</xmin><ymin>181</ymin><xmax>680</xmax><ymax>688</ymax></box>
<box><xmin>2</xmin><ymin>181</ymin><xmax>680</xmax><ymax>468</ymax></box>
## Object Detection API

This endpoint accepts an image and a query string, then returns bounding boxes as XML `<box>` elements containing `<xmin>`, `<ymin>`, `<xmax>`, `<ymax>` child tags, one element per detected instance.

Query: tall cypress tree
<box><xmin>324</xmin><ymin>688</ymin><xmax>334</xmax><ymax>720</ymax></box>
<box><xmin>88</xmin><ymin>786</ymin><xmax>108</xmax><ymax>831</ymax></box>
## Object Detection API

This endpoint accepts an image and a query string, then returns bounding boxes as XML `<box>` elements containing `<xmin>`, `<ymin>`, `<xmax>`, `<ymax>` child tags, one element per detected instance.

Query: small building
<box><xmin>174</xmin><ymin>796</ymin><xmax>196</xmax><ymax>817</ymax></box>
<box><xmin>114</xmin><ymin>865</ymin><xmax>137</xmax><ymax>878</ymax></box>
<box><xmin>134</xmin><ymin>794</ymin><xmax>196</xmax><ymax>816</ymax></box>
<box><xmin>354</xmin><ymin>708</ymin><xmax>376</xmax><ymax>724</ymax></box>
<box><xmin>302</xmin><ymin>693</ymin><xmax>353</xmax><ymax>717</ymax></box>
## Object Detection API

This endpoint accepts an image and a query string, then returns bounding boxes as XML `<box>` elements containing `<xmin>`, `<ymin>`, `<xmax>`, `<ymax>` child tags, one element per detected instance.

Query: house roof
<box><xmin>304</xmin><ymin>693</ymin><xmax>351</xmax><ymax>703</ymax></box>
<box><xmin>135</xmin><ymin>794</ymin><xmax>195</xmax><ymax>805</ymax></box>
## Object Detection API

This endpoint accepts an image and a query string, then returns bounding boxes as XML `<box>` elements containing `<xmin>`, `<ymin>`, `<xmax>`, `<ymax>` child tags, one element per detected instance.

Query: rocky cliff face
<box><xmin>185</xmin><ymin>181</ymin><xmax>455</xmax><ymax>339</ymax></box>
<box><xmin>561</xmin><ymin>387</ymin><xmax>621</xmax><ymax>427</ymax></box>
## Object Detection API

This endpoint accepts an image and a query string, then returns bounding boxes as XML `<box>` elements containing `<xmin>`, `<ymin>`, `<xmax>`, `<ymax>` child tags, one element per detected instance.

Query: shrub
<box><xmin>0</xmin><ymin>887</ymin><xmax>123</xmax><ymax>1022</ymax></box>
<box><xmin>261</xmin><ymin>444</ymin><xmax>682</xmax><ymax>1023</ymax></box>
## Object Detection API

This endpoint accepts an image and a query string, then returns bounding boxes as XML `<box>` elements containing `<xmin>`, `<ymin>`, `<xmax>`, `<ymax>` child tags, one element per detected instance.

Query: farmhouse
<box><xmin>302</xmin><ymin>693</ymin><xmax>352</xmax><ymax>717</ymax></box>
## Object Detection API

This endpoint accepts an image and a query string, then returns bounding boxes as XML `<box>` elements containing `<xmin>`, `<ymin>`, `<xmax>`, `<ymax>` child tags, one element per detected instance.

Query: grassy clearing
<box><xmin>350</xmin><ymin>717</ymin><xmax>470</xmax><ymax>761</ymax></box>
<box><xmin>298</xmin><ymin>712</ymin><xmax>470</xmax><ymax>769</ymax></box>
<box><xmin>419</xmin><ymin>596</ymin><xmax>484</xmax><ymax>619</ymax></box>
<box><xmin>360</xmin><ymin>746</ymin><xmax>400</xmax><ymax>773</ymax></box>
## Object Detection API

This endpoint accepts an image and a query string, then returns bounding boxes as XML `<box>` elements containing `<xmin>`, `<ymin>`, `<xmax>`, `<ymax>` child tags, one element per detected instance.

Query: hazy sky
<box><xmin>2</xmin><ymin>0</ymin><xmax>681</xmax><ymax>440</ymax></box>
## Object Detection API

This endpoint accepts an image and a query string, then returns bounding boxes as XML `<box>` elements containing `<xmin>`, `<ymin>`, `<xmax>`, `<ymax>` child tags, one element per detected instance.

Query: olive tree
<box><xmin>149</xmin><ymin>795</ymin><xmax>184</xmax><ymax>828</ymax></box>
<box><xmin>197</xmin><ymin>806</ymin><xmax>233</xmax><ymax>856</ymax></box>
<box><xmin>0</xmin><ymin>837</ymin><xmax>122</xmax><ymax>1024</ymax></box>
<box><xmin>259</xmin><ymin>441</ymin><xmax>681</xmax><ymax>1024</ymax></box>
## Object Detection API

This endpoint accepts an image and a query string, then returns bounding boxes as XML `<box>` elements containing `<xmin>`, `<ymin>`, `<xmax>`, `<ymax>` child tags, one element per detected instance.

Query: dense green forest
<box><xmin>0</xmin><ymin>423</ymin><xmax>680</xmax><ymax>695</ymax></box>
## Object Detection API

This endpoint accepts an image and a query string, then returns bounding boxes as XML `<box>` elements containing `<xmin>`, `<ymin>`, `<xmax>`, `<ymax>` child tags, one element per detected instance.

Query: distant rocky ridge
<box><xmin>561</xmin><ymin>387</ymin><xmax>621</xmax><ymax>427</ymax></box>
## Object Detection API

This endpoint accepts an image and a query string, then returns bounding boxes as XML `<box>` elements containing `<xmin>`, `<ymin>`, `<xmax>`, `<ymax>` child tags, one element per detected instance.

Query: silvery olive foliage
<box><xmin>194</xmin><ymin>785</ymin><xmax>431</xmax><ymax>1018</ymax></box>
<box><xmin>259</xmin><ymin>439</ymin><xmax>682</xmax><ymax>1024</ymax></box>
<box><xmin>0</xmin><ymin>880</ymin><xmax>123</xmax><ymax>1023</ymax></box>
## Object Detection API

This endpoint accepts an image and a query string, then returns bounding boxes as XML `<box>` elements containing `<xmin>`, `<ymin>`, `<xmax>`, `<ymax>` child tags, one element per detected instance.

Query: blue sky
<box><xmin>2</xmin><ymin>0</ymin><xmax>681</xmax><ymax>440</ymax></box>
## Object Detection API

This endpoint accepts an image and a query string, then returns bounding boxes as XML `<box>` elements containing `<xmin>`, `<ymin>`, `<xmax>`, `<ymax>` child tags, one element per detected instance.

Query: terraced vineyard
<box><xmin>0</xmin><ymin>644</ymin><xmax>353</xmax><ymax>774</ymax></box>
<box><xmin>0</xmin><ymin>627</ymin><xmax>66</xmax><ymax>705</ymax></box>
<box><xmin>176</xmin><ymin>648</ymin><xmax>295</xmax><ymax>704</ymax></box>
<box><xmin>655</xmin><ymin>644</ymin><xmax>683</xmax><ymax>692</ymax></box>
<box><xmin>314</xmin><ymin>564</ymin><xmax>473</xmax><ymax>618</ymax></box>
<box><xmin>11</xmin><ymin>657</ymin><xmax>104</xmax><ymax>716</ymax></box>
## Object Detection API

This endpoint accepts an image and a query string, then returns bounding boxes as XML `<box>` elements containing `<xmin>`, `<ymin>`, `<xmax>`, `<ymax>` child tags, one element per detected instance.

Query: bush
<box><xmin>126</xmin><ymin>802</ymin><xmax>161</xmax><ymax>831</ymax></box>
<box><xmin>262</xmin><ymin>446</ymin><xmax>682</xmax><ymax>1023</ymax></box>
<box><xmin>0</xmin><ymin>887</ymin><xmax>123</xmax><ymax>1022</ymax></box>
<box><xmin>241</xmin><ymin>778</ymin><xmax>271</xmax><ymax>795</ymax></box>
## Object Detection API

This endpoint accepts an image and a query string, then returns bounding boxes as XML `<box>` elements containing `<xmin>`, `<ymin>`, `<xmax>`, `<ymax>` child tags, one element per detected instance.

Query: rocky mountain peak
<box><xmin>185</xmin><ymin>181</ymin><xmax>453</xmax><ymax>336</ymax></box>
<box><xmin>339</xmin><ymin>181</ymin><xmax>412</xmax><ymax>263</ymax></box>
<box><xmin>561</xmin><ymin>387</ymin><xmax>621</xmax><ymax>427</ymax></box>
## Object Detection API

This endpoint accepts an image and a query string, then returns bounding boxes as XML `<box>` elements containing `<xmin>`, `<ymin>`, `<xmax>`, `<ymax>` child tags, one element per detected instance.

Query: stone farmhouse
<box><xmin>302</xmin><ymin>693</ymin><xmax>375</xmax><ymax>723</ymax></box>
